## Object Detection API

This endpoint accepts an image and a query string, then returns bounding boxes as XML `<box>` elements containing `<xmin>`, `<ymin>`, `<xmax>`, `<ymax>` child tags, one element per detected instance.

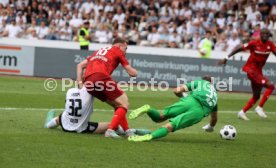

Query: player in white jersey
<box><xmin>45</xmin><ymin>87</ymin><xmax>109</xmax><ymax>134</ymax></box>
<box><xmin>45</xmin><ymin>87</ymin><xmax>151</xmax><ymax>136</ymax></box>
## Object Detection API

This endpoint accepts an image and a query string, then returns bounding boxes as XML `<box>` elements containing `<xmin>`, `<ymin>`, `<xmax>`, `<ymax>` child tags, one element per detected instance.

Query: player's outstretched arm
<box><xmin>209</xmin><ymin>111</ymin><xmax>217</xmax><ymax>127</ymax></box>
<box><xmin>76</xmin><ymin>59</ymin><xmax>88</xmax><ymax>88</ymax></box>
<box><xmin>218</xmin><ymin>45</ymin><xmax>243</xmax><ymax>65</ymax></box>
<box><xmin>173</xmin><ymin>84</ymin><xmax>188</xmax><ymax>98</ymax></box>
<box><xmin>124</xmin><ymin>65</ymin><xmax>137</xmax><ymax>77</ymax></box>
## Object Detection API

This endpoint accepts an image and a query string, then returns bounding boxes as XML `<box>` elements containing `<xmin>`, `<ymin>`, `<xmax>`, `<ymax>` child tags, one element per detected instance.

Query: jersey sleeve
<box><xmin>119</xmin><ymin>53</ymin><xmax>129</xmax><ymax>67</ymax></box>
<box><xmin>242</xmin><ymin>40</ymin><xmax>255</xmax><ymax>51</ymax></box>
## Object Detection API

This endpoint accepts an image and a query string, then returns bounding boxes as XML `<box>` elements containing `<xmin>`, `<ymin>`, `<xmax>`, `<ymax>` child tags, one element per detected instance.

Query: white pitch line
<box><xmin>0</xmin><ymin>107</ymin><xmax>275</xmax><ymax>114</ymax></box>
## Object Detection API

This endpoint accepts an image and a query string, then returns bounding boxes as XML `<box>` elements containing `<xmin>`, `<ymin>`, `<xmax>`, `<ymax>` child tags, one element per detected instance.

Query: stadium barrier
<box><xmin>0</xmin><ymin>44</ymin><xmax>35</xmax><ymax>76</ymax></box>
<box><xmin>0</xmin><ymin>38</ymin><xmax>275</xmax><ymax>94</ymax></box>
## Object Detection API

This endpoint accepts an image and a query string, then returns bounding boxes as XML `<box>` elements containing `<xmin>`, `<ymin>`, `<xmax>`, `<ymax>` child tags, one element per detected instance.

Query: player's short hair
<box><xmin>112</xmin><ymin>38</ymin><xmax>127</xmax><ymax>45</ymax></box>
<box><xmin>202</xmin><ymin>75</ymin><xmax>212</xmax><ymax>83</ymax></box>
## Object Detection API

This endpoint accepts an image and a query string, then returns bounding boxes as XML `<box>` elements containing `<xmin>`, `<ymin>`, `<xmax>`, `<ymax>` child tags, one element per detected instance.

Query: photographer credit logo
<box><xmin>43</xmin><ymin>77</ymin><xmax>233</xmax><ymax>92</ymax></box>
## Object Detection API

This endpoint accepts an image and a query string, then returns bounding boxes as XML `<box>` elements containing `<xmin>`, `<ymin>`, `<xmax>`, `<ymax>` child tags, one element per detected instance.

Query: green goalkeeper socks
<box><xmin>152</xmin><ymin>127</ymin><xmax>169</xmax><ymax>140</ymax></box>
<box><xmin>147</xmin><ymin>108</ymin><xmax>161</xmax><ymax>122</ymax></box>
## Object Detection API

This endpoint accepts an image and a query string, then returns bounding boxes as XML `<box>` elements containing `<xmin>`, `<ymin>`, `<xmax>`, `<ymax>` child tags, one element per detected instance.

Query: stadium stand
<box><xmin>0</xmin><ymin>0</ymin><xmax>275</xmax><ymax>51</ymax></box>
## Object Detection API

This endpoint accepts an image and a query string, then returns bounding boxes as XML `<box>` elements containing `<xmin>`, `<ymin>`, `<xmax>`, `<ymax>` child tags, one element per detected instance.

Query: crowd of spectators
<box><xmin>0</xmin><ymin>0</ymin><xmax>275</xmax><ymax>52</ymax></box>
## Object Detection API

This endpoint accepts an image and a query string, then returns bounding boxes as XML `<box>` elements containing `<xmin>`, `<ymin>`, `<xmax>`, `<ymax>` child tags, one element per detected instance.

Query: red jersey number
<box><xmin>95</xmin><ymin>47</ymin><xmax>112</xmax><ymax>56</ymax></box>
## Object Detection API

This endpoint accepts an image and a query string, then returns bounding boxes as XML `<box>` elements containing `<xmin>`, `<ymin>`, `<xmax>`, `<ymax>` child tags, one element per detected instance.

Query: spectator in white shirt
<box><xmin>104</xmin><ymin>1</ymin><xmax>114</xmax><ymax>13</ymax></box>
<box><xmin>79</xmin><ymin>0</ymin><xmax>94</xmax><ymax>15</ymax></box>
<box><xmin>170</xmin><ymin>2</ymin><xmax>180</xmax><ymax>18</ymax></box>
<box><xmin>26</xmin><ymin>18</ymin><xmax>38</xmax><ymax>35</ymax></box>
<box><xmin>177</xmin><ymin>22</ymin><xmax>187</xmax><ymax>39</ymax></box>
<box><xmin>63</xmin><ymin>0</ymin><xmax>72</xmax><ymax>11</ymax></box>
<box><xmin>0</xmin><ymin>0</ymin><xmax>9</xmax><ymax>7</ymax></box>
<box><xmin>157</xmin><ymin>21</ymin><xmax>168</xmax><ymax>33</ymax></box>
<box><xmin>69</xmin><ymin>10</ymin><xmax>83</xmax><ymax>29</ymax></box>
<box><xmin>147</xmin><ymin>10</ymin><xmax>158</xmax><ymax>24</ymax></box>
<box><xmin>216</xmin><ymin>12</ymin><xmax>226</xmax><ymax>29</ymax></box>
<box><xmin>94</xmin><ymin>23</ymin><xmax>112</xmax><ymax>43</ymax></box>
<box><xmin>185</xmin><ymin>31</ymin><xmax>201</xmax><ymax>49</ymax></box>
<box><xmin>147</xmin><ymin>26</ymin><xmax>160</xmax><ymax>46</ymax></box>
<box><xmin>15</xmin><ymin>11</ymin><xmax>27</xmax><ymax>24</ymax></box>
<box><xmin>74</xmin><ymin>0</ymin><xmax>83</xmax><ymax>11</ymax></box>
<box><xmin>197</xmin><ymin>0</ymin><xmax>212</xmax><ymax>11</ymax></box>
<box><xmin>59</xmin><ymin>22</ymin><xmax>72</xmax><ymax>41</ymax></box>
<box><xmin>168</xmin><ymin>30</ymin><xmax>182</xmax><ymax>48</ymax></box>
<box><xmin>53</xmin><ymin>13</ymin><xmax>66</xmax><ymax>28</ymax></box>
<box><xmin>215</xmin><ymin>33</ymin><xmax>227</xmax><ymax>51</ymax></box>
<box><xmin>93</xmin><ymin>0</ymin><xmax>104</xmax><ymax>17</ymax></box>
<box><xmin>235</xmin><ymin>15</ymin><xmax>250</xmax><ymax>33</ymax></box>
<box><xmin>270</xmin><ymin>4</ymin><xmax>276</xmax><ymax>15</ymax></box>
<box><xmin>159</xmin><ymin>11</ymin><xmax>171</xmax><ymax>24</ymax></box>
<box><xmin>158</xmin><ymin>27</ymin><xmax>170</xmax><ymax>47</ymax></box>
<box><xmin>168</xmin><ymin>22</ymin><xmax>178</xmax><ymax>34</ymax></box>
<box><xmin>159</xmin><ymin>2</ymin><xmax>172</xmax><ymax>16</ymax></box>
<box><xmin>26</xmin><ymin>29</ymin><xmax>38</xmax><ymax>40</ymax></box>
<box><xmin>211</xmin><ymin>0</ymin><xmax>224</xmax><ymax>12</ymax></box>
<box><xmin>265</xmin><ymin>15</ymin><xmax>275</xmax><ymax>31</ymax></box>
<box><xmin>112</xmin><ymin>7</ymin><xmax>125</xmax><ymax>25</ymax></box>
<box><xmin>128</xmin><ymin>26</ymin><xmax>140</xmax><ymax>45</ymax></box>
<box><xmin>0</xmin><ymin>8</ymin><xmax>8</xmax><ymax>22</ymax></box>
<box><xmin>37</xmin><ymin>21</ymin><xmax>49</xmax><ymax>39</ymax></box>
<box><xmin>226</xmin><ymin>32</ymin><xmax>241</xmax><ymax>52</ymax></box>
<box><xmin>179</xmin><ymin>5</ymin><xmax>192</xmax><ymax>18</ymax></box>
<box><xmin>2</xmin><ymin>19</ymin><xmax>22</xmax><ymax>38</ymax></box>
<box><xmin>252</xmin><ymin>13</ymin><xmax>265</xmax><ymax>28</ymax></box>
<box><xmin>246</xmin><ymin>3</ymin><xmax>262</xmax><ymax>22</ymax></box>
<box><xmin>225</xmin><ymin>24</ymin><xmax>237</xmax><ymax>39</ymax></box>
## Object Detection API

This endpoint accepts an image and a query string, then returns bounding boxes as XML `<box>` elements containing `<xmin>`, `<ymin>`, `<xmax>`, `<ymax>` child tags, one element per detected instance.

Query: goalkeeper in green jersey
<box><xmin>128</xmin><ymin>76</ymin><xmax>218</xmax><ymax>142</ymax></box>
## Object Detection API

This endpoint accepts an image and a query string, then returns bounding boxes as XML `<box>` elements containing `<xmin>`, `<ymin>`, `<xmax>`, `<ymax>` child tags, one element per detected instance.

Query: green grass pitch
<box><xmin>0</xmin><ymin>76</ymin><xmax>276</xmax><ymax>168</ymax></box>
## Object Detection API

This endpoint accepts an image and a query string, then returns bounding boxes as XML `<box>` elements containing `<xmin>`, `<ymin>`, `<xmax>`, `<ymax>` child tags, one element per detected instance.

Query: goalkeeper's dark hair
<box><xmin>202</xmin><ymin>75</ymin><xmax>212</xmax><ymax>83</ymax></box>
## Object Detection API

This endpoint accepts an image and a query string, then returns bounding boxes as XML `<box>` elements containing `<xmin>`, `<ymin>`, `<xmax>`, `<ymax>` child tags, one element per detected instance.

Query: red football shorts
<box><xmin>246</xmin><ymin>69</ymin><xmax>269</xmax><ymax>85</ymax></box>
<box><xmin>84</xmin><ymin>73</ymin><xmax>124</xmax><ymax>102</ymax></box>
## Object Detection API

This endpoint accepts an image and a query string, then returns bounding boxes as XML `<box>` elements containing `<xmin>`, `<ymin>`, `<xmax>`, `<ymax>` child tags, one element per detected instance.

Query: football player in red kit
<box><xmin>76</xmin><ymin>38</ymin><xmax>138</xmax><ymax>137</ymax></box>
<box><xmin>218</xmin><ymin>28</ymin><xmax>276</xmax><ymax>120</ymax></box>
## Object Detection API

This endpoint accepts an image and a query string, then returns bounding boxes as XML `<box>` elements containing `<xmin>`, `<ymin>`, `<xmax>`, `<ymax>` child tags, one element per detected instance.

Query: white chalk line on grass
<box><xmin>0</xmin><ymin>107</ymin><xmax>275</xmax><ymax>114</ymax></box>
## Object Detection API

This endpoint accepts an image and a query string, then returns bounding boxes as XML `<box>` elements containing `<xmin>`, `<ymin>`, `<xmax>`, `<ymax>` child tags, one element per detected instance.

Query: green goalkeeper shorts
<box><xmin>162</xmin><ymin>96</ymin><xmax>204</xmax><ymax>131</ymax></box>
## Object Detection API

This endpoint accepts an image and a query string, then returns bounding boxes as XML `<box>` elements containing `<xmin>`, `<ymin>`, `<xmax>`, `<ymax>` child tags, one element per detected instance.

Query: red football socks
<box><xmin>119</xmin><ymin>115</ymin><xmax>129</xmax><ymax>131</ymax></box>
<box><xmin>243</xmin><ymin>97</ymin><xmax>259</xmax><ymax>112</ymax></box>
<box><xmin>108</xmin><ymin>107</ymin><xmax>127</xmax><ymax>130</ymax></box>
<box><xmin>259</xmin><ymin>86</ymin><xmax>275</xmax><ymax>107</ymax></box>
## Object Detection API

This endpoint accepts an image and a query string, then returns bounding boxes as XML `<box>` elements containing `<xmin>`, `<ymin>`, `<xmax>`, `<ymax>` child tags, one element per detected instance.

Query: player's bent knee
<box><xmin>113</xmin><ymin>102</ymin><xmax>129</xmax><ymax>110</ymax></box>
<box><xmin>121</xmin><ymin>105</ymin><xmax>129</xmax><ymax>110</ymax></box>
<box><xmin>162</xmin><ymin>123</ymin><xmax>173</xmax><ymax>132</ymax></box>
<box><xmin>125</xmin><ymin>102</ymin><xmax>130</xmax><ymax>109</ymax></box>
<box><xmin>114</xmin><ymin>94</ymin><xmax>129</xmax><ymax>109</ymax></box>
<box><xmin>120</xmin><ymin>101</ymin><xmax>129</xmax><ymax>110</ymax></box>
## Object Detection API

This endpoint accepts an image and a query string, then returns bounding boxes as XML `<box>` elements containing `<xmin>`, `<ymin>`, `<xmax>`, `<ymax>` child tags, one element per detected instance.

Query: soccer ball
<box><xmin>220</xmin><ymin>125</ymin><xmax>237</xmax><ymax>140</ymax></box>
